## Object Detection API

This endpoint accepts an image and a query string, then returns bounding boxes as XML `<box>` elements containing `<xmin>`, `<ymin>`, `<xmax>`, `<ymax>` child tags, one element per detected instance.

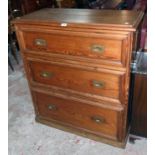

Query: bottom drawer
<box><xmin>33</xmin><ymin>91</ymin><xmax>123</xmax><ymax>140</ymax></box>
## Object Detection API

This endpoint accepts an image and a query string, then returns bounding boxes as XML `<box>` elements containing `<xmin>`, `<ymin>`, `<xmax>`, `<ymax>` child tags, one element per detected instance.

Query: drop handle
<box><xmin>48</xmin><ymin>104</ymin><xmax>57</xmax><ymax>111</ymax></box>
<box><xmin>91</xmin><ymin>116</ymin><xmax>105</xmax><ymax>124</ymax></box>
<box><xmin>91</xmin><ymin>44</ymin><xmax>104</xmax><ymax>53</ymax></box>
<box><xmin>34</xmin><ymin>39</ymin><xmax>47</xmax><ymax>46</ymax></box>
<box><xmin>40</xmin><ymin>71</ymin><xmax>54</xmax><ymax>78</ymax></box>
<box><xmin>92</xmin><ymin>80</ymin><xmax>104</xmax><ymax>88</ymax></box>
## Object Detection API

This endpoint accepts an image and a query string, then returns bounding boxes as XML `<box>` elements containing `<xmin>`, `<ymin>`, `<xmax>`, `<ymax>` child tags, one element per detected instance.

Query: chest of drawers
<box><xmin>13</xmin><ymin>8</ymin><xmax>143</xmax><ymax>147</ymax></box>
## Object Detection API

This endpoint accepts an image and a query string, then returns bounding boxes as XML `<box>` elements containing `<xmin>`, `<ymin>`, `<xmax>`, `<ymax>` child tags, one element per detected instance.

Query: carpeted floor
<box><xmin>8</xmin><ymin>53</ymin><xmax>147</xmax><ymax>155</ymax></box>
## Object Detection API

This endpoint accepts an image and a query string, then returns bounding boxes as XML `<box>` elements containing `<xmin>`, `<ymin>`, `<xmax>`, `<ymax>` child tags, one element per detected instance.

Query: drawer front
<box><xmin>29</xmin><ymin>61</ymin><xmax>121</xmax><ymax>99</ymax></box>
<box><xmin>34</xmin><ymin>92</ymin><xmax>122</xmax><ymax>140</ymax></box>
<box><xmin>23</xmin><ymin>31</ymin><xmax>124</xmax><ymax>63</ymax></box>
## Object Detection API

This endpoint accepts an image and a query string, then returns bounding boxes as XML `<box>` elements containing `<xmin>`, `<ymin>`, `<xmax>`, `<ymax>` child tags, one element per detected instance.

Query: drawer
<box><xmin>23</xmin><ymin>31</ymin><xmax>125</xmax><ymax>64</ymax></box>
<box><xmin>34</xmin><ymin>91</ymin><xmax>122</xmax><ymax>140</ymax></box>
<box><xmin>29</xmin><ymin>61</ymin><xmax>122</xmax><ymax>100</ymax></box>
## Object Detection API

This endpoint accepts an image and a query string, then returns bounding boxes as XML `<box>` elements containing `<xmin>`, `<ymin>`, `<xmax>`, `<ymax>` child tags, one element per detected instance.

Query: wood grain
<box><xmin>130</xmin><ymin>74</ymin><xmax>147</xmax><ymax>137</ymax></box>
<box><xmin>13</xmin><ymin>9</ymin><xmax>143</xmax><ymax>147</ymax></box>
<box><xmin>28</xmin><ymin>60</ymin><xmax>122</xmax><ymax>99</ymax></box>
<box><xmin>23</xmin><ymin>31</ymin><xmax>123</xmax><ymax>62</ymax></box>
<box><xmin>33</xmin><ymin>91</ymin><xmax>123</xmax><ymax>140</ymax></box>
<box><xmin>13</xmin><ymin>8</ymin><xmax>143</xmax><ymax>31</ymax></box>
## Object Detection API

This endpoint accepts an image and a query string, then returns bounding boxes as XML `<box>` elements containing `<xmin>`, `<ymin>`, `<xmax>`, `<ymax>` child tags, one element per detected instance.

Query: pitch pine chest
<box><xmin>13</xmin><ymin>8</ymin><xmax>143</xmax><ymax>147</ymax></box>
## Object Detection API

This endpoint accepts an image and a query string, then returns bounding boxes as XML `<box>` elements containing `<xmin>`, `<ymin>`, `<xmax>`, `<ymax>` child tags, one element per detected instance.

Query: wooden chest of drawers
<box><xmin>13</xmin><ymin>8</ymin><xmax>143</xmax><ymax>147</ymax></box>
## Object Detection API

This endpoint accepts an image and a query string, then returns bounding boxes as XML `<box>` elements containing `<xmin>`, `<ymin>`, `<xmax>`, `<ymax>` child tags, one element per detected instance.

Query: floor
<box><xmin>8</xmin><ymin>53</ymin><xmax>147</xmax><ymax>155</ymax></box>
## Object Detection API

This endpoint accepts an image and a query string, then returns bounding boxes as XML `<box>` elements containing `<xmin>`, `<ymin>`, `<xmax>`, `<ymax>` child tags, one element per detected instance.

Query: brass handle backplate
<box><xmin>48</xmin><ymin>104</ymin><xmax>57</xmax><ymax>111</ymax></box>
<box><xmin>40</xmin><ymin>71</ymin><xmax>54</xmax><ymax>78</ymax></box>
<box><xmin>92</xmin><ymin>80</ymin><xmax>104</xmax><ymax>88</ymax></box>
<box><xmin>91</xmin><ymin>116</ymin><xmax>105</xmax><ymax>124</ymax></box>
<box><xmin>35</xmin><ymin>39</ymin><xmax>47</xmax><ymax>46</ymax></box>
<box><xmin>91</xmin><ymin>44</ymin><xmax>104</xmax><ymax>53</ymax></box>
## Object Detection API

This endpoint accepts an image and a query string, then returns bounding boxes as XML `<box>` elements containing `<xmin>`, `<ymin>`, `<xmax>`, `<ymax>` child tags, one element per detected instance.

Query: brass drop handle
<box><xmin>92</xmin><ymin>80</ymin><xmax>104</xmax><ymax>88</ymax></box>
<box><xmin>34</xmin><ymin>39</ymin><xmax>47</xmax><ymax>46</ymax></box>
<box><xmin>48</xmin><ymin>104</ymin><xmax>57</xmax><ymax>111</ymax></box>
<box><xmin>40</xmin><ymin>71</ymin><xmax>54</xmax><ymax>78</ymax></box>
<box><xmin>91</xmin><ymin>44</ymin><xmax>104</xmax><ymax>53</ymax></box>
<box><xmin>91</xmin><ymin>116</ymin><xmax>105</xmax><ymax>124</ymax></box>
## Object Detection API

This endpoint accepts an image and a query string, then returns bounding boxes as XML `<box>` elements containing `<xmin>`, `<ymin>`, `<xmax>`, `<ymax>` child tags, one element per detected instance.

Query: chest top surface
<box><xmin>13</xmin><ymin>8</ymin><xmax>143</xmax><ymax>31</ymax></box>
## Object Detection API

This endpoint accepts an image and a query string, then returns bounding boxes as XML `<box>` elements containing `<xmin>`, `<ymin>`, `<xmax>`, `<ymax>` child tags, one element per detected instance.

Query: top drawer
<box><xmin>21</xmin><ymin>30</ymin><xmax>128</xmax><ymax>66</ymax></box>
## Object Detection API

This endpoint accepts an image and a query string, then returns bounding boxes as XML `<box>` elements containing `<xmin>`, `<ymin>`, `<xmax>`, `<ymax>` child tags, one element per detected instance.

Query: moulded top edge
<box><xmin>12</xmin><ymin>8</ymin><xmax>144</xmax><ymax>31</ymax></box>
